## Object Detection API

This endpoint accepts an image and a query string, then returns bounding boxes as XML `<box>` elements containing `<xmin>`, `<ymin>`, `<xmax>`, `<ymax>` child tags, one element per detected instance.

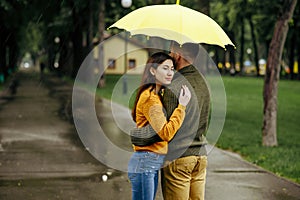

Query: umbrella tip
<box><xmin>176</xmin><ymin>0</ymin><xmax>180</xmax><ymax>5</ymax></box>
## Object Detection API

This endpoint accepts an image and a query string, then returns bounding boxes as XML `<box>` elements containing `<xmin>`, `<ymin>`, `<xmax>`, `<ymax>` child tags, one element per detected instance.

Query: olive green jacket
<box><xmin>162</xmin><ymin>65</ymin><xmax>210</xmax><ymax>160</ymax></box>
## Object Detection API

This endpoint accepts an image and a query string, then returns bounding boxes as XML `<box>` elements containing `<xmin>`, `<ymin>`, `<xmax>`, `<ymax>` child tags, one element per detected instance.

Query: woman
<box><xmin>128</xmin><ymin>52</ymin><xmax>191</xmax><ymax>200</ymax></box>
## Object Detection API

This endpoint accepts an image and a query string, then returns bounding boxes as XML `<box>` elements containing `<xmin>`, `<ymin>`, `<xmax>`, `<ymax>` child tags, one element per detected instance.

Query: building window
<box><xmin>108</xmin><ymin>59</ymin><xmax>116</xmax><ymax>69</ymax></box>
<box><xmin>128</xmin><ymin>59</ymin><xmax>136</xmax><ymax>69</ymax></box>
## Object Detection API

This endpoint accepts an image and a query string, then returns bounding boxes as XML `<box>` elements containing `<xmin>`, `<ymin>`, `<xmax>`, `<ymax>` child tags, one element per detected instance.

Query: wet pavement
<box><xmin>0</xmin><ymin>70</ymin><xmax>131</xmax><ymax>200</ymax></box>
<box><xmin>0</xmin><ymin>69</ymin><xmax>299</xmax><ymax>200</ymax></box>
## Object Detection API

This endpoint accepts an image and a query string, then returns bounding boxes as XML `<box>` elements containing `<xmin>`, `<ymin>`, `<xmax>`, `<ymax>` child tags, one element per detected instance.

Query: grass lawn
<box><xmin>97</xmin><ymin>75</ymin><xmax>300</xmax><ymax>184</ymax></box>
<box><xmin>219</xmin><ymin>76</ymin><xmax>300</xmax><ymax>184</ymax></box>
<box><xmin>96</xmin><ymin>74</ymin><xmax>140</xmax><ymax>108</ymax></box>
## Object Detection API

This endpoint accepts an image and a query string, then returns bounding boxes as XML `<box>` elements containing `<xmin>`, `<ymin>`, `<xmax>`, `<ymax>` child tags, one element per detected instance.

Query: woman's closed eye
<box><xmin>163</xmin><ymin>66</ymin><xmax>174</xmax><ymax>71</ymax></box>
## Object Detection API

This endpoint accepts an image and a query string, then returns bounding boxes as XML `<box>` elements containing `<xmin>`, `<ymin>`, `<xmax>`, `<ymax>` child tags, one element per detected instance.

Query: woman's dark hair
<box><xmin>131</xmin><ymin>52</ymin><xmax>174</xmax><ymax>122</ymax></box>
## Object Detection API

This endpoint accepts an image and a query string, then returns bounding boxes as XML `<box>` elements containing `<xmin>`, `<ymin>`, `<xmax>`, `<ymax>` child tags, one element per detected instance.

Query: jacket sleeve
<box><xmin>162</xmin><ymin>87</ymin><xmax>180</xmax><ymax>120</ymax></box>
<box><xmin>142</xmin><ymin>93</ymin><xmax>186</xmax><ymax>142</ymax></box>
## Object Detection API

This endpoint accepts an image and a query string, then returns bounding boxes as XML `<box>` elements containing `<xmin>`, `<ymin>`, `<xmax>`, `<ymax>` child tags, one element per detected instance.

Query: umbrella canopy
<box><xmin>109</xmin><ymin>3</ymin><xmax>234</xmax><ymax>49</ymax></box>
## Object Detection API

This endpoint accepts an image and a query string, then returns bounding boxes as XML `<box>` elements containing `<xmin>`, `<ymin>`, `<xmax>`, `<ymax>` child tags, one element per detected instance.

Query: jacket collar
<box><xmin>175</xmin><ymin>65</ymin><xmax>197</xmax><ymax>77</ymax></box>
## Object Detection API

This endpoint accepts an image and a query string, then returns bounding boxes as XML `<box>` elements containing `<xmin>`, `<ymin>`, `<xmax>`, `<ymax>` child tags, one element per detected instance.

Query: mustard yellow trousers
<box><xmin>162</xmin><ymin>155</ymin><xmax>207</xmax><ymax>200</ymax></box>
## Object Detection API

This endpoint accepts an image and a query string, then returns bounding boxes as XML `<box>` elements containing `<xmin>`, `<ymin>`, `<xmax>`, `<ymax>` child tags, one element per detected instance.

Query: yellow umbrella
<box><xmin>109</xmin><ymin>1</ymin><xmax>234</xmax><ymax>49</ymax></box>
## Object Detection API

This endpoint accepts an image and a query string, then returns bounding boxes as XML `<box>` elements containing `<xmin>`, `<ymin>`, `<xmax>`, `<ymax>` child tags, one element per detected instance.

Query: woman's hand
<box><xmin>178</xmin><ymin>85</ymin><xmax>191</xmax><ymax>106</ymax></box>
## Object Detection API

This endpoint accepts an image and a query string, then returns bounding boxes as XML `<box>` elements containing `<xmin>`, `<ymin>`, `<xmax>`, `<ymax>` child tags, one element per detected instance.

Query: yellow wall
<box><xmin>102</xmin><ymin>36</ymin><xmax>148</xmax><ymax>75</ymax></box>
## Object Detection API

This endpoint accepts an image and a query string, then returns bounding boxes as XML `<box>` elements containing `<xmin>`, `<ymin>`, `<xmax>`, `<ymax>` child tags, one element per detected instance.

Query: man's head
<box><xmin>169</xmin><ymin>42</ymin><xmax>199</xmax><ymax>69</ymax></box>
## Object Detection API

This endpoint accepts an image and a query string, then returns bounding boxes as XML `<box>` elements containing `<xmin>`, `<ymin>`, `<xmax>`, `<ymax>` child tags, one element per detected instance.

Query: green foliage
<box><xmin>1</xmin><ymin>0</ymin><xmax>299</xmax><ymax>78</ymax></box>
<box><xmin>19</xmin><ymin>22</ymin><xmax>44</xmax><ymax>57</ymax></box>
<box><xmin>0</xmin><ymin>0</ymin><xmax>12</xmax><ymax>11</ymax></box>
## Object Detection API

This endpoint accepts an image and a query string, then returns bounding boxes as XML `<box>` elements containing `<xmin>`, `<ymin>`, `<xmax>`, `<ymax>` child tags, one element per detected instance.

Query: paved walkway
<box><xmin>0</xmin><ymin>69</ymin><xmax>299</xmax><ymax>200</ymax></box>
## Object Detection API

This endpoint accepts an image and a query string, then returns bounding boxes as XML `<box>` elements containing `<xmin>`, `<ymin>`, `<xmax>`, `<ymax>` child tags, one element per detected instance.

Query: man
<box><xmin>130</xmin><ymin>42</ymin><xmax>211</xmax><ymax>200</ymax></box>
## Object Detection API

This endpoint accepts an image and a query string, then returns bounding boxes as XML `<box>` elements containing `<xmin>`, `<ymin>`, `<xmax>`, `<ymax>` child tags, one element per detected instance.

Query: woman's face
<box><xmin>151</xmin><ymin>59</ymin><xmax>175</xmax><ymax>85</ymax></box>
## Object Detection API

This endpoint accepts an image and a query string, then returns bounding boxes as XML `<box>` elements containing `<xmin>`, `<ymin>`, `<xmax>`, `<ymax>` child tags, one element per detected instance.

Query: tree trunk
<box><xmin>98</xmin><ymin>0</ymin><xmax>105</xmax><ymax>87</ymax></box>
<box><xmin>71</xmin><ymin>29</ymin><xmax>83</xmax><ymax>78</ymax></box>
<box><xmin>88</xmin><ymin>0</ymin><xmax>94</xmax><ymax>52</ymax></box>
<box><xmin>294</xmin><ymin>14</ymin><xmax>300</xmax><ymax>80</ymax></box>
<box><xmin>228</xmin><ymin>32</ymin><xmax>236</xmax><ymax>75</ymax></box>
<box><xmin>71</xmin><ymin>1</ymin><xmax>84</xmax><ymax>78</ymax></box>
<box><xmin>58</xmin><ymin>37</ymin><xmax>71</xmax><ymax>75</ymax></box>
<box><xmin>152</xmin><ymin>0</ymin><xmax>164</xmax><ymax>5</ymax></box>
<box><xmin>239</xmin><ymin>16</ymin><xmax>245</xmax><ymax>74</ymax></box>
<box><xmin>195</xmin><ymin>0</ymin><xmax>209</xmax><ymax>15</ymax></box>
<box><xmin>0</xmin><ymin>28</ymin><xmax>7</xmax><ymax>83</ymax></box>
<box><xmin>298</xmin><ymin>22</ymin><xmax>300</xmax><ymax>80</ymax></box>
<box><xmin>8</xmin><ymin>34</ymin><xmax>18</xmax><ymax>75</ymax></box>
<box><xmin>248</xmin><ymin>17</ymin><xmax>259</xmax><ymax>76</ymax></box>
<box><xmin>288</xmin><ymin>24</ymin><xmax>296</xmax><ymax>80</ymax></box>
<box><xmin>262</xmin><ymin>0</ymin><xmax>297</xmax><ymax>147</ymax></box>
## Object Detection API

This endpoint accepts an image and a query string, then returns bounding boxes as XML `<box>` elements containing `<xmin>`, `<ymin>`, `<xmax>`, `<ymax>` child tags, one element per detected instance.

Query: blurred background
<box><xmin>1</xmin><ymin>0</ymin><xmax>299</xmax><ymax>80</ymax></box>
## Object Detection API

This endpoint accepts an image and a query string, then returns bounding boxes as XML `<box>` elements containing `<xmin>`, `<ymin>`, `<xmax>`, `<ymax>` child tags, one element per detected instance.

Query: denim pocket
<box><xmin>128</xmin><ymin>172</ymin><xmax>137</xmax><ymax>181</ymax></box>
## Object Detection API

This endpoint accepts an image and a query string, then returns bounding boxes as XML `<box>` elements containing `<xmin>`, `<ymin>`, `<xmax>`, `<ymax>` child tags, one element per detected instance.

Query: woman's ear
<box><xmin>150</xmin><ymin>67</ymin><xmax>156</xmax><ymax>76</ymax></box>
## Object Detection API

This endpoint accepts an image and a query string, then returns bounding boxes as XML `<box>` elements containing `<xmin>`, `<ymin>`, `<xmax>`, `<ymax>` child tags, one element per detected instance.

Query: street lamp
<box><xmin>121</xmin><ymin>0</ymin><xmax>132</xmax><ymax>8</ymax></box>
<box><xmin>121</xmin><ymin>0</ymin><xmax>132</xmax><ymax>94</ymax></box>
<box><xmin>54</xmin><ymin>36</ymin><xmax>60</xmax><ymax>68</ymax></box>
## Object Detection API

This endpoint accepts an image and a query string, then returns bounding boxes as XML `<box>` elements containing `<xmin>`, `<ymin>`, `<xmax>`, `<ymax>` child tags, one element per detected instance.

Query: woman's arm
<box><xmin>144</xmin><ymin>99</ymin><xmax>186</xmax><ymax>142</ymax></box>
<box><xmin>141</xmin><ymin>86</ymin><xmax>190</xmax><ymax>142</ymax></box>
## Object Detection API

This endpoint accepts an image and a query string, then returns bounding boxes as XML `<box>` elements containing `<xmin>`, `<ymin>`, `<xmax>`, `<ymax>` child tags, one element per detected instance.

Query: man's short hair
<box><xmin>171</xmin><ymin>42</ymin><xmax>199</xmax><ymax>61</ymax></box>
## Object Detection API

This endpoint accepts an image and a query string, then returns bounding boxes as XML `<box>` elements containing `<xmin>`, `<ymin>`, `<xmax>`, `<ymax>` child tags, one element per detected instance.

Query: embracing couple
<box><xmin>128</xmin><ymin>42</ymin><xmax>211</xmax><ymax>200</ymax></box>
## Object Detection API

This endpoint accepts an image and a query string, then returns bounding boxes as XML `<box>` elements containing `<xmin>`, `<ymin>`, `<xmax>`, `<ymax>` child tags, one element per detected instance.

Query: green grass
<box><xmin>96</xmin><ymin>75</ymin><xmax>140</xmax><ymax>108</ymax></box>
<box><xmin>97</xmin><ymin>75</ymin><xmax>300</xmax><ymax>184</ymax></box>
<box><xmin>219</xmin><ymin>76</ymin><xmax>300</xmax><ymax>184</ymax></box>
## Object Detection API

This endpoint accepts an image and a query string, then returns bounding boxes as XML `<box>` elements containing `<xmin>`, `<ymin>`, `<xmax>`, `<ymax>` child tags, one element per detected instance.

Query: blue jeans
<box><xmin>128</xmin><ymin>151</ymin><xmax>165</xmax><ymax>200</ymax></box>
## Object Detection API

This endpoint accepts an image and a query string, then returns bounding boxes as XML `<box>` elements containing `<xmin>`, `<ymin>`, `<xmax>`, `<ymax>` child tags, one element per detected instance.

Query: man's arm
<box><xmin>162</xmin><ymin>86</ymin><xmax>179</xmax><ymax>119</ymax></box>
<box><xmin>130</xmin><ymin>125</ymin><xmax>162</xmax><ymax>146</ymax></box>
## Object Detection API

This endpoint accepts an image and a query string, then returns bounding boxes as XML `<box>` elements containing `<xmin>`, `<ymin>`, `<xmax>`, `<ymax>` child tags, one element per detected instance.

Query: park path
<box><xmin>0</xmin><ymin>69</ymin><xmax>130</xmax><ymax>200</ymax></box>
